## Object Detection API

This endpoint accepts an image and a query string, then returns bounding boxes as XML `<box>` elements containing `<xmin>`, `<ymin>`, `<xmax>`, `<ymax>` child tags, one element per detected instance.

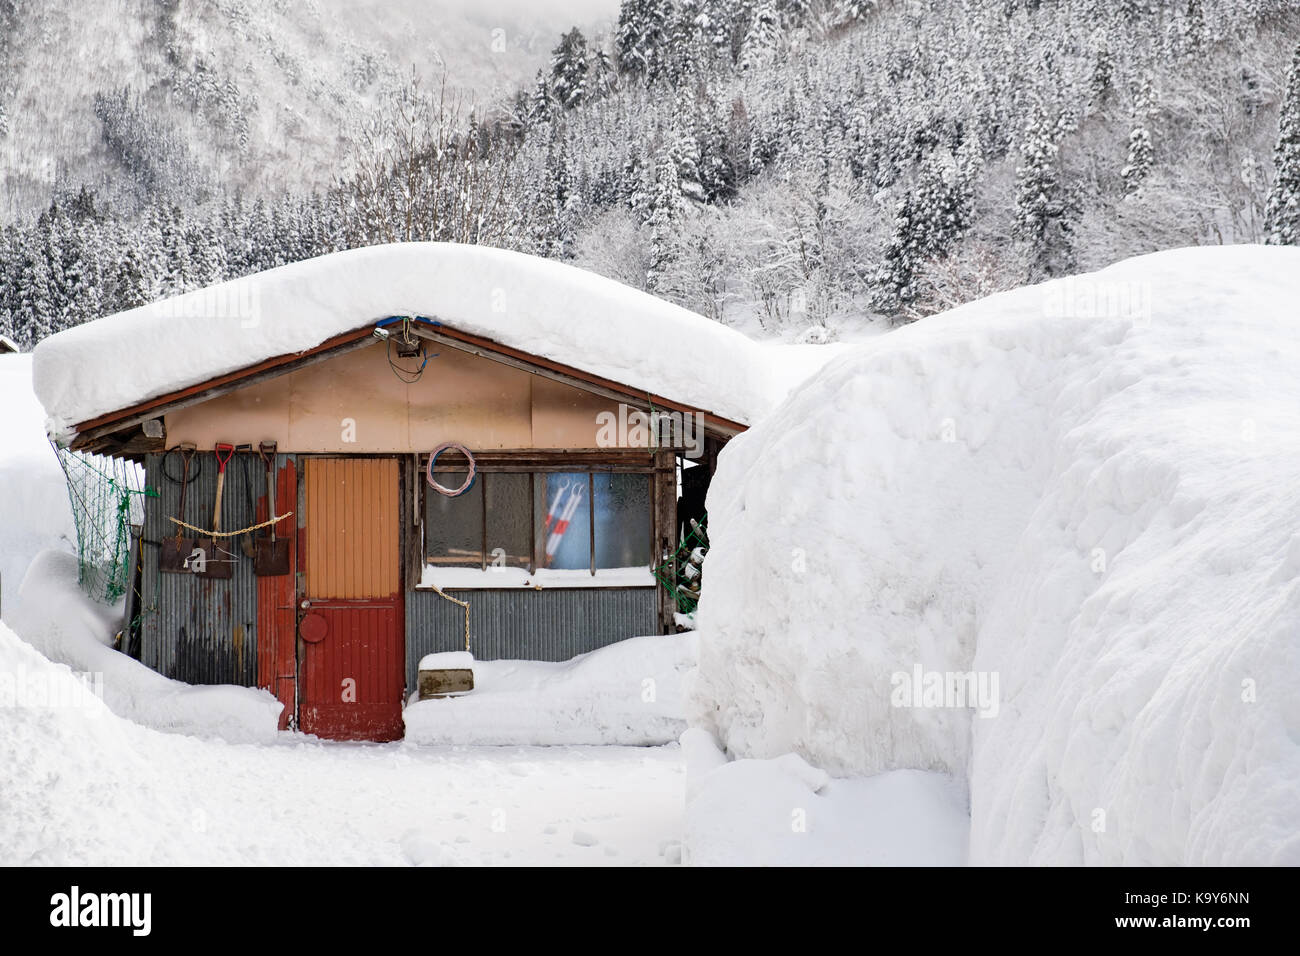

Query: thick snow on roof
<box><xmin>32</xmin><ymin>243</ymin><xmax>792</xmax><ymax>438</ymax></box>
<box><xmin>692</xmin><ymin>245</ymin><xmax>1300</xmax><ymax>864</ymax></box>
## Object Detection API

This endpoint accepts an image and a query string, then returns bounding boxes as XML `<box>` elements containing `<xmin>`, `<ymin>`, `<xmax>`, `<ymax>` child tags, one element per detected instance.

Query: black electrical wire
<box><xmin>387</xmin><ymin>335</ymin><xmax>429</xmax><ymax>384</ymax></box>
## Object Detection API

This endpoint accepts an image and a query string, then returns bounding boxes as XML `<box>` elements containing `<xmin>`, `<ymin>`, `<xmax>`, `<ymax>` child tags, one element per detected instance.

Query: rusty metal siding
<box><xmin>256</xmin><ymin>455</ymin><xmax>297</xmax><ymax>728</ymax></box>
<box><xmin>140</xmin><ymin>452</ymin><xmax>262</xmax><ymax>686</ymax></box>
<box><xmin>404</xmin><ymin>587</ymin><xmax>658</xmax><ymax>692</ymax></box>
<box><xmin>304</xmin><ymin>457</ymin><xmax>400</xmax><ymax>599</ymax></box>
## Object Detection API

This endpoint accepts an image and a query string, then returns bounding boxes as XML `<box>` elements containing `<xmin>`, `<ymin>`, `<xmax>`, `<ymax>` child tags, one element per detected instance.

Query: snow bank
<box><xmin>404</xmin><ymin>633</ymin><xmax>694</xmax><ymax>746</ymax></box>
<box><xmin>0</xmin><ymin>354</ymin><xmax>75</xmax><ymax>614</ymax></box>
<box><xmin>32</xmin><ymin>242</ymin><xmax>802</xmax><ymax>437</ymax></box>
<box><xmin>0</xmin><ymin>618</ymin><xmax>204</xmax><ymax>865</ymax></box>
<box><xmin>418</xmin><ymin>651</ymin><xmax>475</xmax><ymax>670</ymax></box>
<box><xmin>2</xmin><ymin>617</ymin><xmax>685</xmax><ymax>865</ymax></box>
<box><xmin>692</xmin><ymin>245</ymin><xmax>1300</xmax><ymax>865</ymax></box>
<box><xmin>682</xmin><ymin>730</ymin><xmax>967</xmax><ymax>866</ymax></box>
<box><xmin>9</xmin><ymin>550</ymin><xmax>282</xmax><ymax>743</ymax></box>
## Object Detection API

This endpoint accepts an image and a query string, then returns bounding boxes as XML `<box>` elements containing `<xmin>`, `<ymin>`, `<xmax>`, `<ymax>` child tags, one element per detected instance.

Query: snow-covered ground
<box><xmin>2</xmin><ymin>558</ymin><xmax>688</xmax><ymax>864</ymax></box>
<box><xmin>691</xmin><ymin>245</ymin><xmax>1300</xmax><ymax>866</ymax></box>
<box><xmin>1</xmin><ymin>619</ymin><xmax>683</xmax><ymax>866</ymax></box>
<box><xmin>681</xmin><ymin>729</ymin><xmax>968</xmax><ymax>866</ymax></box>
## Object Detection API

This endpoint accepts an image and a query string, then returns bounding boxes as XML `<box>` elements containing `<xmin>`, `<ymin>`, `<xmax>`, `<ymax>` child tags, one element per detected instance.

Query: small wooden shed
<box><xmin>45</xmin><ymin>246</ymin><xmax>749</xmax><ymax>741</ymax></box>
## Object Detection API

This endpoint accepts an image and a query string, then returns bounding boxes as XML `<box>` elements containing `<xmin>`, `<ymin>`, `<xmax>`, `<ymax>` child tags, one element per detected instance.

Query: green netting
<box><xmin>55</xmin><ymin>447</ymin><xmax>157</xmax><ymax>605</ymax></box>
<box><xmin>653</xmin><ymin>517</ymin><xmax>709</xmax><ymax>615</ymax></box>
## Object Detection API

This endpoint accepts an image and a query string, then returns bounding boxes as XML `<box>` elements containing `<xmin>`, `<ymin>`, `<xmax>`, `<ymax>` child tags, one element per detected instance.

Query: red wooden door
<box><xmin>298</xmin><ymin>457</ymin><xmax>405</xmax><ymax>741</ymax></box>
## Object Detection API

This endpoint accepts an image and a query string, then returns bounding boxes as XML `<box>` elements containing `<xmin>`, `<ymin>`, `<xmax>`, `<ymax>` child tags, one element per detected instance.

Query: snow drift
<box><xmin>404</xmin><ymin>633</ymin><xmax>693</xmax><ymax>746</ymax></box>
<box><xmin>9</xmin><ymin>550</ymin><xmax>283</xmax><ymax>743</ymax></box>
<box><xmin>691</xmin><ymin>245</ymin><xmax>1300</xmax><ymax>865</ymax></box>
<box><xmin>0</xmin><ymin>354</ymin><xmax>75</xmax><ymax>613</ymax></box>
<box><xmin>30</xmin><ymin>242</ymin><xmax>822</xmax><ymax>438</ymax></box>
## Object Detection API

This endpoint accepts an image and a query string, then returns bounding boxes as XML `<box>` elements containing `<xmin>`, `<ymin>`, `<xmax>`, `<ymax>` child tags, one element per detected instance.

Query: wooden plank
<box><xmin>423</xmin><ymin>448</ymin><xmax>661</xmax><ymax>471</ymax></box>
<box><xmin>74</xmin><ymin>429</ymin><xmax>167</xmax><ymax>457</ymax></box>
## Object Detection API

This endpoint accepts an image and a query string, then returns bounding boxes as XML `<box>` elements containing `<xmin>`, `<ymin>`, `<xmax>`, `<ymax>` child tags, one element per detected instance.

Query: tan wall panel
<box><xmin>166</xmin><ymin>375</ymin><xmax>291</xmax><ymax>450</ymax></box>
<box><xmin>406</xmin><ymin>346</ymin><xmax>533</xmax><ymax>449</ymax></box>
<box><xmin>531</xmin><ymin>376</ymin><xmax>649</xmax><ymax>448</ymax></box>
<box><xmin>165</xmin><ymin>341</ymin><xmax>644</xmax><ymax>452</ymax></box>
<box><xmin>290</xmin><ymin>343</ymin><xmax>411</xmax><ymax>451</ymax></box>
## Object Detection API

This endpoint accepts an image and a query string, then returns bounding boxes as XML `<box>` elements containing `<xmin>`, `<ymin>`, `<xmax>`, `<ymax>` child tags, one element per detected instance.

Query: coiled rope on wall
<box><xmin>425</xmin><ymin>442</ymin><xmax>476</xmax><ymax>497</ymax></box>
<box><xmin>425</xmin><ymin>442</ymin><xmax>476</xmax><ymax>651</ymax></box>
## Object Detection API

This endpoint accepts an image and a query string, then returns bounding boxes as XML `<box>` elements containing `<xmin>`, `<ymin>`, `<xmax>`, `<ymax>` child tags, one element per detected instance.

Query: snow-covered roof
<box><xmin>0</xmin><ymin>334</ymin><xmax>18</xmax><ymax>354</ymax></box>
<box><xmin>32</xmin><ymin>243</ymin><xmax>781</xmax><ymax>440</ymax></box>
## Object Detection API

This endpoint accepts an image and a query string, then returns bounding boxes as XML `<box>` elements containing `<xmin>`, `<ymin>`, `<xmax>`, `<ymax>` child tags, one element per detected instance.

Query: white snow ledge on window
<box><xmin>417</xmin><ymin>566</ymin><xmax>656</xmax><ymax>591</ymax></box>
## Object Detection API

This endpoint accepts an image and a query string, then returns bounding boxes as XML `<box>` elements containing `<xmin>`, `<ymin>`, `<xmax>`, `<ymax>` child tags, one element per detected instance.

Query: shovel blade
<box><xmin>160</xmin><ymin>538</ymin><xmax>196</xmax><ymax>573</ymax></box>
<box><xmin>254</xmin><ymin>537</ymin><xmax>291</xmax><ymax>576</ymax></box>
<box><xmin>195</xmin><ymin>539</ymin><xmax>234</xmax><ymax>579</ymax></box>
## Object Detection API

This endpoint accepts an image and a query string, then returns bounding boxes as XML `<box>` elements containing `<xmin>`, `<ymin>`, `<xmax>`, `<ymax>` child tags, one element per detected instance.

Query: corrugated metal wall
<box><xmin>140</xmin><ymin>451</ymin><xmax>271</xmax><ymax>686</ymax></box>
<box><xmin>405</xmin><ymin>587</ymin><xmax>658</xmax><ymax>691</ymax></box>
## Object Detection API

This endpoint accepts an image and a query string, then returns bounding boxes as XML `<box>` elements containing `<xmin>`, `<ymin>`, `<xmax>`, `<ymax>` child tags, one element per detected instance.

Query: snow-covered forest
<box><xmin>2</xmin><ymin>0</ymin><xmax>1299</xmax><ymax>349</ymax></box>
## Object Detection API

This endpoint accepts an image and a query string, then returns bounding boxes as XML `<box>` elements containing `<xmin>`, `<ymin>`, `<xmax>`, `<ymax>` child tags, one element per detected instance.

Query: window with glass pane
<box><xmin>484</xmin><ymin>473</ymin><xmax>531</xmax><ymax>569</ymax></box>
<box><xmin>425</xmin><ymin>469</ymin><xmax>483</xmax><ymax>567</ymax></box>
<box><xmin>536</xmin><ymin>472</ymin><xmax>591</xmax><ymax>570</ymax></box>
<box><xmin>593</xmin><ymin>473</ymin><xmax>651</xmax><ymax>569</ymax></box>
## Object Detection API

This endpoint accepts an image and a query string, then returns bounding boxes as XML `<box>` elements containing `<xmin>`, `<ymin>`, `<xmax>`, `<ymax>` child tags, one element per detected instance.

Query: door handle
<box><xmin>300</xmin><ymin>600</ymin><xmax>311</xmax><ymax>610</ymax></box>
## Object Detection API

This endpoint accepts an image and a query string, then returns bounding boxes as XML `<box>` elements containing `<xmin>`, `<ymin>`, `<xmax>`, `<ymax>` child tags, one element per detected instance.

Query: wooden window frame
<box><xmin>417</xmin><ymin>450</ymin><xmax>661</xmax><ymax>580</ymax></box>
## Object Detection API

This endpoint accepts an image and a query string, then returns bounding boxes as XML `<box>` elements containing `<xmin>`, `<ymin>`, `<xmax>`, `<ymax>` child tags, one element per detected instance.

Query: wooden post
<box><xmin>654</xmin><ymin>449</ymin><xmax>678</xmax><ymax>633</ymax></box>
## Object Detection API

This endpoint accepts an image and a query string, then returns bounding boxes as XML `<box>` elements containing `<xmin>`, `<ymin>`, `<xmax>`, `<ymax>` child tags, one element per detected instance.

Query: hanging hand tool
<box><xmin>235</xmin><ymin>444</ymin><xmax>258</xmax><ymax>558</ymax></box>
<box><xmin>160</xmin><ymin>443</ymin><xmax>199</xmax><ymax>573</ymax></box>
<box><xmin>196</xmin><ymin>442</ymin><xmax>235</xmax><ymax>579</ymax></box>
<box><xmin>254</xmin><ymin>440</ymin><xmax>291</xmax><ymax>576</ymax></box>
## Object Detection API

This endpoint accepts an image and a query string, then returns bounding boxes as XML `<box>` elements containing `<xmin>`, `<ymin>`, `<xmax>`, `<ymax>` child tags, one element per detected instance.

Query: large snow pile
<box><xmin>9</xmin><ymin>550</ymin><xmax>282</xmax><ymax>743</ymax></box>
<box><xmin>691</xmin><ymin>245</ymin><xmax>1300</xmax><ymax>865</ymax></box>
<box><xmin>31</xmin><ymin>243</ymin><xmax>829</xmax><ymax>438</ymax></box>
<box><xmin>0</xmin><ymin>354</ymin><xmax>75</xmax><ymax>613</ymax></box>
<box><xmin>404</xmin><ymin>633</ymin><xmax>693</xmax><ymax>746</ymax></box>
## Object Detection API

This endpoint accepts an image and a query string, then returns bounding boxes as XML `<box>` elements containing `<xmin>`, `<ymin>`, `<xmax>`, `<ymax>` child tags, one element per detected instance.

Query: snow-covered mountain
<box><xmin>0</xmin><ymin>0</ymin><xmax>617</xmax><ymax>219</ymax></box>
<box><xmin>2</xmin><ymin>0</ymin><xmax>1299</xmax><ymax>352</ymax></box>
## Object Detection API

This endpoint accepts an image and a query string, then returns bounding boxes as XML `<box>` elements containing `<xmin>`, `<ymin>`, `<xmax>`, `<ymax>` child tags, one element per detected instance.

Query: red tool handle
<box><xmin>215</xmin><ymin>442</ymin><xmax>235</xmax><ymax>473</ymax></box>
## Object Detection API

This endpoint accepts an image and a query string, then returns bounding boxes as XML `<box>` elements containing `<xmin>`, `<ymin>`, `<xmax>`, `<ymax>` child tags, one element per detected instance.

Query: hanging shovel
<box><xmin>196</xmin><ymin>443</ymin><xmax>235</xmax><ymax>579</ymax></box>
<box><xmin>160</xmin><ymin>443</ymin><xmax>198</xmax><ymax>573</ymax></box>
<box><xmin>254</xmin><ymin>440</ymin><xmax>291</xmax><ymax>576</ymax></box>
<box><xmin>235</xmin><ymin>444</ymin><xmax>258</xmax><ymax>558</ymax></box>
